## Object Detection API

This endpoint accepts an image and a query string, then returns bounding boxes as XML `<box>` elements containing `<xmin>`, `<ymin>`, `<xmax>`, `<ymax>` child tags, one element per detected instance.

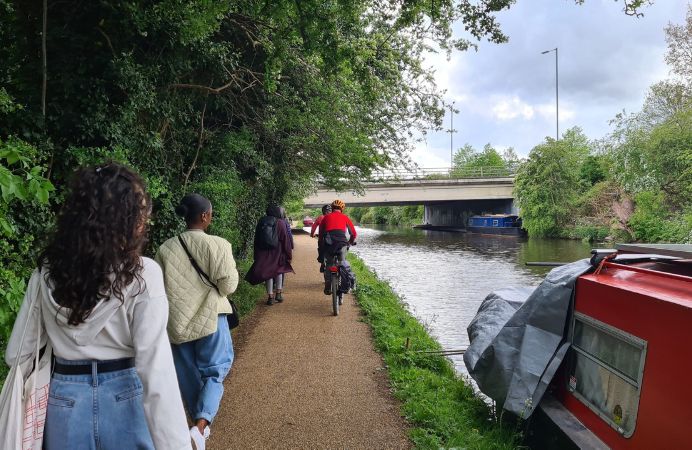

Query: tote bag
<box><xmin>0</xmin><ymin>272</ymin><xmax>52</xmax><ymax>450</ymax></box>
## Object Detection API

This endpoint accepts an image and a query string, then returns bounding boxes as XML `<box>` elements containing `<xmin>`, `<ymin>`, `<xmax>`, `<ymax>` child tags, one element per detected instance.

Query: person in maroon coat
<box><xmin>245</xmin><ymin>205</ymin><xmax>294</xmax><ymax>305</ymax></box>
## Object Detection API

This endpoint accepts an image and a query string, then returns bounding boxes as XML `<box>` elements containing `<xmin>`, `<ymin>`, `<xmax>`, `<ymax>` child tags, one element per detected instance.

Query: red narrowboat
<box><xmin>465</xmin><ymin>243</ymin><xmax>692</xmax><ymax>449</ymax></box>
<box><xmin>545</xmin><ymin>244</ymin><xmax>692</xmax><ymax>449</ymax></box>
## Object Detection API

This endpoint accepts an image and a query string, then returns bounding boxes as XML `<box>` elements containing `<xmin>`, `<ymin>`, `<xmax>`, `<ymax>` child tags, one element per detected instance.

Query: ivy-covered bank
<box><xmin>348</xmin><ymin>254</ymin><xmax>518</xmax><ymax>449</ymax></box>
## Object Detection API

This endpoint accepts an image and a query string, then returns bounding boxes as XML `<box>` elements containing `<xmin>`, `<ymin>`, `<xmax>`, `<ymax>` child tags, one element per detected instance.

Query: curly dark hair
<box><xmin>39</xmin><ymin>162</ymin><xmax>151</xmax><ymax>326</ymax></box>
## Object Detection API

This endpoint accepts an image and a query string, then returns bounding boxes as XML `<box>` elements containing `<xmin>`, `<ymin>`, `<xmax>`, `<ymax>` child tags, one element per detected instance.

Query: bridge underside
<box><xmin>423</xmin><ymin>200</ymin><xmax>516</xmax><ymax>228</ymax></box>
<box><xmin>305</xmin><ymin>178</ymin><xmax>516</xmax><ymax>228</ymax></box>
<box><xmin>304</xmin><ymin>178</ymin><xmax>515</xmax><ymax>208</ymax></box>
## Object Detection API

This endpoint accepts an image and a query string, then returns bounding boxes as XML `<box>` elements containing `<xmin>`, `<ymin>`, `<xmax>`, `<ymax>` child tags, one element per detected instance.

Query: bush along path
<box><xmin>348</xmin><ymin>254</ymin><xmax>520</xmax><ymax>449</ymax></box>
<box><xmin>208</xmin><ymin>233</ymin><xmax>410</xmax><ymax>449</ymax></box>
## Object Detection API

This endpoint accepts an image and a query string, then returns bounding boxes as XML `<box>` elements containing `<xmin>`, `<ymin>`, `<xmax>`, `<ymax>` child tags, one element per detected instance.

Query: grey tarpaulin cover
<box><xmin>463</xmin><ymin>259</ymin><xmax>592</xmax><ymax>418</ymax></box>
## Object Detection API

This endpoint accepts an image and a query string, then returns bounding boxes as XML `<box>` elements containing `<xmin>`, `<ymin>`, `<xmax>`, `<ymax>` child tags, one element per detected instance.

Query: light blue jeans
<box><xmin>171</xmin><ymin>315</ymin><xmax>234</xmax><ymax>423</ymax></box>
<box><xmin>45</xmin><ymin>359</ymin><xmax>154</xmax><ymax>449</ymax></box>
<box><xmin>265</xmin><ymin>274</ymin><xmax>284</xmax><ymax>294</ymax></box>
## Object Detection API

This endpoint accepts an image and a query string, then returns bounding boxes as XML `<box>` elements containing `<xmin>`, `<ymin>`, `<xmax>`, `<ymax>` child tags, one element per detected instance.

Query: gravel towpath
<box><xmin>207</xmin><ymin>233</ymin><xmax>411</xmax><ymax>449</ymax></box>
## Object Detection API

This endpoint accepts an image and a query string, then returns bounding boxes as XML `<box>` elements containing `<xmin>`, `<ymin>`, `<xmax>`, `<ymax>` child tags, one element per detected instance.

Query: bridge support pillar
<box><xmin>423</xmin><ymin>199</ymin><xmax>515</xmax><ymax>229</ymax></box>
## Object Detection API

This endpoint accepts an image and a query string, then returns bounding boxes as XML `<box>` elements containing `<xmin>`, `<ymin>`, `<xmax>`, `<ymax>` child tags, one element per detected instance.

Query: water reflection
<box><xmin>351</xmin><ymin>225</ymin><xmax>593</xmax><ymax>373</ymax></box>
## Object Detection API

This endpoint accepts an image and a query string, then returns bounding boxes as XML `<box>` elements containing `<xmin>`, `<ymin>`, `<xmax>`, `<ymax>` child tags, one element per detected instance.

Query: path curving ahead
<box><xmin>207</xmin><ymin>233</ymin><xmax>410</xmax><ymax>449</ymax></box>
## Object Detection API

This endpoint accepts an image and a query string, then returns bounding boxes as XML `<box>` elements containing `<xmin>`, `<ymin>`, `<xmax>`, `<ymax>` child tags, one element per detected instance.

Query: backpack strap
<box><xmin>178</xmin><ymin>235</ymin><xmax>220</xmax><ymax>295</ymax></box>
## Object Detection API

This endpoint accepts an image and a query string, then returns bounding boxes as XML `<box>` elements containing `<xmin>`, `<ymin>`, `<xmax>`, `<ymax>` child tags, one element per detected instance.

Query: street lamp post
<box><xmin>541</xmin><ymin>47</ymin><xmax>558</xmax><ymax>140</ymax></box>
<box><xmin>448</xmin><ymin>101</ymin><xmax>456</xmax><ymax>168</ymax></box>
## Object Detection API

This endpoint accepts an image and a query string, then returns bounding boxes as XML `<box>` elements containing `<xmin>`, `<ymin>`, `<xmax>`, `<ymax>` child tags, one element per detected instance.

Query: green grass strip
<box><xmin>348</xmin><ymin>254</ymin><xmax>520</xmax><ymax>449</ymax></box>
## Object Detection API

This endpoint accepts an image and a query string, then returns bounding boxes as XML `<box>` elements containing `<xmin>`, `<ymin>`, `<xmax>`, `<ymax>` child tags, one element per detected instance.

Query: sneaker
<box><xmin>190</xmin><ymin>426</ymin><xmax>209</xmax><ymax>450</ymax></box>
<box><xmin>324</xmin><ymin>286</ymin><xmax>331</xmax><ymax>295</ymax></box>
<box><xmin>275</xmin><ymin>292</ymin><xmax>284</xmax><ymax>303</ymax></box>
<box><xmin>266</xmin><ymin>297</ymin><xmax>274</xmax><ymax>305</ymax></box>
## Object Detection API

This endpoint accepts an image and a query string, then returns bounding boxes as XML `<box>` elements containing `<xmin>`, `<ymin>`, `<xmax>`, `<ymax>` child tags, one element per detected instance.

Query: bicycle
<box><xmin>325</xmin><ymin>242</ymin><xmax>355</xmax><ymax>316</ymax></box>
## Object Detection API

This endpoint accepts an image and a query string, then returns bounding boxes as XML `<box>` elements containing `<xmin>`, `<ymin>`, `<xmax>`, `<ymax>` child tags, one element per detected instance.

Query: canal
<box><xmin>350</xmin><ymin>225</ymin><xmax>594</xmax><ymax>374</ymax></box>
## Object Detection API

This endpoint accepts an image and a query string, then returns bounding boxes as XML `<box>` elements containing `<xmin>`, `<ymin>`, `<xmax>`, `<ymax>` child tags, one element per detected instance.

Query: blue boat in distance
<box><xmin>467</xmin><ymin>214</ymin><xmax>525</xmax><ymax>236</ymax></box>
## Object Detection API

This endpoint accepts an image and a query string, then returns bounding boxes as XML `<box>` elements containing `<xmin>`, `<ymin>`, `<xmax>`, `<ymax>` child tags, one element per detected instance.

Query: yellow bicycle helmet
<box><xmin>331</xmin><ymin>199</ymin><xmax>346</xmax><ymax>211</ymax></box>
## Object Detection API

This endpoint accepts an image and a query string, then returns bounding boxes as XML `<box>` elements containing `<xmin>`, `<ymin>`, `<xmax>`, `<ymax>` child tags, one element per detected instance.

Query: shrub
<box><xmin>629</xmin><ymin>191</ymin><xmax>689</xmax><ymax>242</ymax></box>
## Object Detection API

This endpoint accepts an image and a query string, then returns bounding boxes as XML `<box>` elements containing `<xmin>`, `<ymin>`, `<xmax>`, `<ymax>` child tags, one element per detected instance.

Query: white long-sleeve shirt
<box><xmin>5</xmin><ymin>258</ymin><xmax>192</xmax><ymax>450</ymax></box>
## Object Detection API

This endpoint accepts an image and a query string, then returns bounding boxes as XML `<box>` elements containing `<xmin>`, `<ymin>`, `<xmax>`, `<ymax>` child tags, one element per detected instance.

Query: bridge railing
<box><xmin>367</xmin><ymin>165</ymin><xmax>518</xmax><ymax>182</ymax></box>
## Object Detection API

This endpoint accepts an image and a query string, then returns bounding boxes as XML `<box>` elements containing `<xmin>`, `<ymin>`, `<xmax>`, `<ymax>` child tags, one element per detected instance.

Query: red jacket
<box><xmin>319</xmin><ymin>210</ymin><xmax>357</xmax><ymax>242</ymax></box>
<box><xmin>310</xmin><ymin>214</ymin><xmax>326</xmax><ymax>237</ymax></box>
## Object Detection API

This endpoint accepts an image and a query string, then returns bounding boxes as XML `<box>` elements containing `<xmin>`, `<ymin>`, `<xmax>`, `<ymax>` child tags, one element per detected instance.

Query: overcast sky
<box><xmin>411</xmin><ymin>0</ymin><xmax>690</xmax><ymax>167</ymax></box>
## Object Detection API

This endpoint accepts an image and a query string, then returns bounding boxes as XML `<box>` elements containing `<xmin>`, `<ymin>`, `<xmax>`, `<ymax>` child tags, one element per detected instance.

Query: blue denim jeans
<box><xmin>171</xmin><ymin>315</ymin><xmax>234</xmax><ymax>423</ymax></box>
<box><xmin>44</xmin><ymin>359</ymin><xmax>154</xmax><ymax>450</ymax></box>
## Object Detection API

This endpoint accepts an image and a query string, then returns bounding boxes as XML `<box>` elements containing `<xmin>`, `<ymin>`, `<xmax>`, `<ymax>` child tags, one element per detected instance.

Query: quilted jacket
<box><xmin>155</xmin><ymin>230</ymin><xmax>238</xmax><ymax>344</ymax></box>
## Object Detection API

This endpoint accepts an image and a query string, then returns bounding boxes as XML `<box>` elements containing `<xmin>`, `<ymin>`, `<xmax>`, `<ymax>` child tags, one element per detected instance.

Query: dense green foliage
<box><xmin>350</xmin><ymin>205</ymin><xmax>424</xmax><ymax>226</ymax></box>
<box><xmin>0</xmin><ymin>133</ymin><xmax>54</xmax><ymax>363</ymax></box>
<box><xmin>452</xmin><ymin>143</ymin><xmax>519</xmax><ymax>177</ymax></box>
<box><xmin>349</xmin><ymin>254</ymin><xmax>518</xmax><ymax>449</ymax></box>
<box><xmin>514</xmin><ymin>128</ymin><xmax>590</xmax><ymax>237</ymax></box>
<box><xmin>515</xmin><ymin>8</ymin><xmax>692</xmax><ymax>243</ymax></box>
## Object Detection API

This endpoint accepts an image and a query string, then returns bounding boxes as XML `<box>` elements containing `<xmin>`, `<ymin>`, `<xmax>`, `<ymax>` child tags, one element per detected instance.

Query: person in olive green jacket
<box><xmin>155</xmin><ymin>193</ymin><xmax>238</xmax><ymax>450</ymax></box>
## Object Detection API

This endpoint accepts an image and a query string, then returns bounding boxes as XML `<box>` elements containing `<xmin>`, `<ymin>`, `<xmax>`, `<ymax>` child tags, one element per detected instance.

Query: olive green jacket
<box><xmin>155</xmin><ymin>230</ymin><xmax>237</xmax><ymax>344</ymax></box>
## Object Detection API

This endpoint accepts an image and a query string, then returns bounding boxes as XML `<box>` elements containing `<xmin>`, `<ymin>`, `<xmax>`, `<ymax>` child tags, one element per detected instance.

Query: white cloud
<box><xmin>491</xmin><ymin>96</ymin><xmax>535</xmax><ymax>120</ymax></box>
<box><xmin>486</xmin><ymin>95</ymin><xmax>577</xmax><ymax>123</ymax></box>
<box><xmin>410</xmin><ymin>141</ymin><xmax>451</xmax><ymax>168</ymax></box>
<box><xmin>536</xmin><ymin>103</ymin><xmax>576</xmax><ymax>121</ymax></box>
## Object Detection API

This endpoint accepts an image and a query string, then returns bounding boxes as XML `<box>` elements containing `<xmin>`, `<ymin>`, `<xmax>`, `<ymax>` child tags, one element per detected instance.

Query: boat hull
<box><xmin>554</xmin><ymin>260</ymin><xmax>692</xmax><ymax>449</ymax></box>
<box><xmin>467</xmin><ymin>226</ymin><xmax>525</xmax><ymax>236</ymax></box>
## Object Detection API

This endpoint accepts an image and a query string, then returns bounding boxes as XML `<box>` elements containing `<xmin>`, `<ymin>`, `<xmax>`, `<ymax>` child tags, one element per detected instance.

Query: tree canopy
<box><xmin>514</xmin><ymin>128</ymin><xmax>590</xmax><ymax>237</ymax></box>
<box><xmin>451</xmin><ymin>143</ymin><xmax>518</xmax><ymax>177</ymax></box>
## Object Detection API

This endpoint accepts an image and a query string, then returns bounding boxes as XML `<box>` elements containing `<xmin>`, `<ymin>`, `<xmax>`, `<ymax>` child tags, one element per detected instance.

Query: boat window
<box><xmin>568</xmin><ymin>313</ymin><xmax>647</xmax><ymax>438</ymax></box>
<box><xmin>493</xmin><ymin>219</ymin><xmax>499</xmax><ymax>226</ymax></box>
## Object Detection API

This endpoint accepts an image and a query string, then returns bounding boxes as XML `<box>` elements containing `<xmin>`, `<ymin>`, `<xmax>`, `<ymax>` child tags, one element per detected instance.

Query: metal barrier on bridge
<box><xmin>366</xmin><ymin>165</ymin><xmax>518</xmax><ymax>182</ymax></box>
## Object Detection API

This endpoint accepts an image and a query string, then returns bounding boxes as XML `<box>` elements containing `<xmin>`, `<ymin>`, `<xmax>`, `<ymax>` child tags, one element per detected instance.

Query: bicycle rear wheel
<box><xmin>331</xmin><ymin>272</ymin><xmax>339</xmax><ymax>316</ymax></box>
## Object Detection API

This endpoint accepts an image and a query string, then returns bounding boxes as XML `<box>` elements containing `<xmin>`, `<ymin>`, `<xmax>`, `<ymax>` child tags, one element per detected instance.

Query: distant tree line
<box><xmin>350</xmin><ymin>205</ymin><xmax>424</xmax><ymax>226</ymax></box>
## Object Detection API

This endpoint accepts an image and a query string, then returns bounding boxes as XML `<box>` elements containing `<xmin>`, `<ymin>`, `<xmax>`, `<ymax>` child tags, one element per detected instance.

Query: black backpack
<box><xmin>257</xmin><ymin>216</ymin><xmax>279</xmax><ymax>249</ymax></box>
<box><xmin>338</xmin><ymin>262</ymin><xmax>356</xmax><ymax>294</ymax></box>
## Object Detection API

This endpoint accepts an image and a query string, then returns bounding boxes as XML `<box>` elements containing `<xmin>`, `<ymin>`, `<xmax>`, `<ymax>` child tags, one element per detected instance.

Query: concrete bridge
<box><xmin>304</xmin><ymin>168</ymin><xmax>517</xmax><ymax>228</ymax></box>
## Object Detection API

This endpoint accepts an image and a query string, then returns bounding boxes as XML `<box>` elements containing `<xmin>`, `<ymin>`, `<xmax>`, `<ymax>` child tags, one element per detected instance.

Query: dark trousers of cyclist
<box><xmin>317</xmin><ymin>237</ymin><xmax>325</xmax><ymax>263</ymax></box>
<box><xmin>323</xmin><ymin>245</ymin><xmax>348</xmax><ymax>293</ymax></box>
<box><xmin>317</xmin><ymin>235</ymin><xmax>327</xmax><ymax>272</ymax></box>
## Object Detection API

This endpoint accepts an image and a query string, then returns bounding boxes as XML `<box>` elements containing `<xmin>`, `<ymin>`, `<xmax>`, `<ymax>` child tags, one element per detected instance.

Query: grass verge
<box><xmin>348</xmin><ymin>253</ymin><xmax>519</xmax><ymax>449</ymax></box>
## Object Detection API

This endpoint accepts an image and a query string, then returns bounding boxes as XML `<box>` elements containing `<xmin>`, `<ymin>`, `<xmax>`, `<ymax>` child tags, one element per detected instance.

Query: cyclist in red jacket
<box><xmin>319</xmin><ymin>199</ymin><xmax>357</xmax><ymax>295</ymax></box>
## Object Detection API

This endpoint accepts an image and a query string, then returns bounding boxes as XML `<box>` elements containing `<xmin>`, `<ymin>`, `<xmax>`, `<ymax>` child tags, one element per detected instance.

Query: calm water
<box><xmin>349</xmin><ymin>225</ymin><xmax>593</xmax><ymax>373</ymax></box>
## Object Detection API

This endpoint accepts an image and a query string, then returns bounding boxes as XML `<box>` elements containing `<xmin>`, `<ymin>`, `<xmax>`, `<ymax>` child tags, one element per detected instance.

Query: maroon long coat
<box><xmin>245</xmin><ymin>216</ymin><xmax>294</xmax><ymax>285</ymax></box>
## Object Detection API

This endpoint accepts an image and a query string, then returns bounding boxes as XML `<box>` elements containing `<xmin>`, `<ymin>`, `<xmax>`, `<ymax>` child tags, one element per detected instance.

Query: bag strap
<box><xmin>10</xmin><ymin>269</ymin><xmax>42</xmax><ymax>371</ymax></box>
<box><xmin>178</xmin><ymin>235</ymin><xmax>221</xmax><ymax>295</ymax></box>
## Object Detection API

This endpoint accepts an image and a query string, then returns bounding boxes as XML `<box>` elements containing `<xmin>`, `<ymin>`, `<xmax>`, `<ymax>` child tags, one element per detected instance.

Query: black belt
<box><xmin>54</xmin><ymin>358</ymin><xmax>135</xmax><ymax>375</ymax></box>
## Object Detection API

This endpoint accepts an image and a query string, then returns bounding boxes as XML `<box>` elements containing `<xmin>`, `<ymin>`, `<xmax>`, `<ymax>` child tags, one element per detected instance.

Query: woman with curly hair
<box><xmin>5</xmin><ymin>162</ymin><xmax>191</xmax><ymax>450</ymax></box>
